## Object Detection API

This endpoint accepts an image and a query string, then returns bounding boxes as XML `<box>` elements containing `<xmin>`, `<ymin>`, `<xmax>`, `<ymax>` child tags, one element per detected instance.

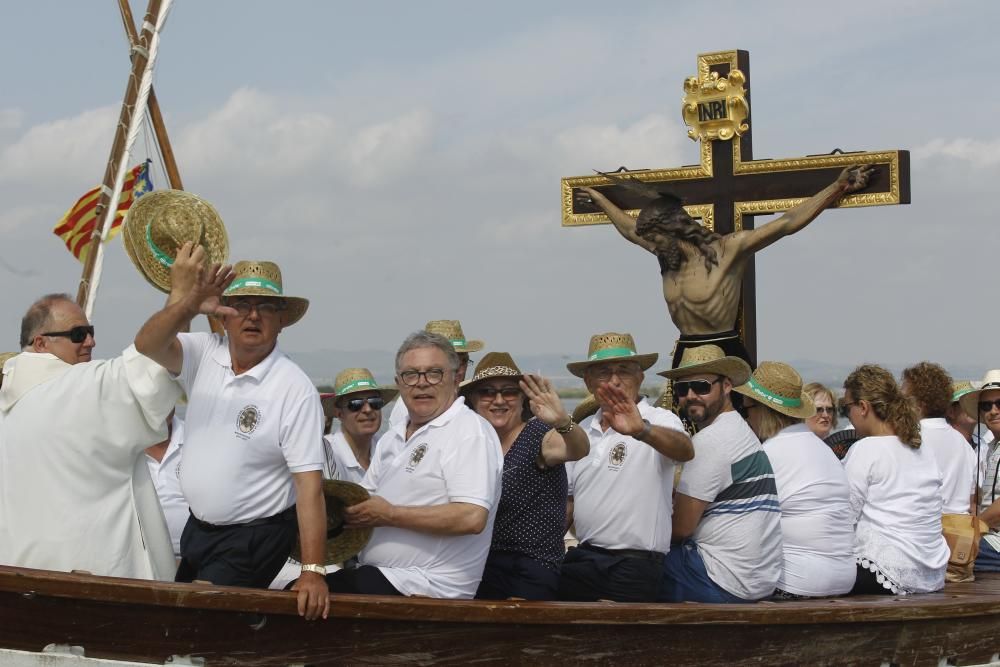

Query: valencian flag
<box><xmin>53</xmin><ymin>160</ymin><xmax>153</xmax><ymax>263</ymax></box>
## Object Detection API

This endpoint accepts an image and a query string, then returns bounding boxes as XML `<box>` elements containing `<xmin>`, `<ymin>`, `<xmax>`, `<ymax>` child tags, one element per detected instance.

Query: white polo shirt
<box><xmin>325</xmin><ymin>430</ymin><xmax>368</xmax><ymax>485</ymax></box>
<box><xmin>569</xmin><ymin>398</ymin><xmax>686</xmax><ymax>553</ymax></box>
<box><xmin>177</xmin><ymin>332</ymin><xmax>325</xmax><ymax>525</ymax></box>
<box><xmin>359</xmin><ymin>397</ymin><xmax>502</xmax><ymax>598</ymax></box>
<box><xmin>920</xmin><ymin>418</ymin><xmax>976</xmax><ymax>515</ymax></box>
<box><xmin>145</xmin><ymin>415</ymin><xmax>188</xmax><ymax>557</ymax></box>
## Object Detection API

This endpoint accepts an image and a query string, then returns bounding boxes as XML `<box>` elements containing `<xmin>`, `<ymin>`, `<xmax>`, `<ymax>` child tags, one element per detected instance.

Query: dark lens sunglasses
<box><xmin>478</xmin><ymin>387</ymin><xmax>522</xmax><ymax>400</ymax></box>
<box><xmin>979</xmin><ymin>399</ymin><xmax>1000</xmax><ymax>413</ymax></box>
<box><xmin>42</xmin><ymin>325</ymin><xmax>95</xmax><ymax>344</ymax></box>
<box><xmin>674</xmin><ymin>378</ymin><xmax>721</xmax><ymax>397</ymax></box>
<box><xmin>344</xmin><ymin>396</ymin><xmax>385</xmax><ymax>412</ymax></box>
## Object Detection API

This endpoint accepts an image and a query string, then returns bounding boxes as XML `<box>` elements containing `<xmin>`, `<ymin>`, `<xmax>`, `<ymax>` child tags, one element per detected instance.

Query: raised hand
<box><xmin>837</xmin><ymin>164</ymin><xmax>875</xmax><ymax>194</ymax></box>
<box><xmin>520</xmin><ymin>373</ymin><xmax>570</xmax><ymax>427</ymax></box>
<box><xmin>170</xmin><ymin>243</ymin><xmax>237</xmax><ymax>318</ymax></box>
<box><xmin>574</xmin><ymin>186</ymin><xmax>601</xmax><ymax>206</ymax></box>
<box><xmin>595</xmin><ymin>383</ymin><xmax>644</xmax><ymax>437</ymax></box>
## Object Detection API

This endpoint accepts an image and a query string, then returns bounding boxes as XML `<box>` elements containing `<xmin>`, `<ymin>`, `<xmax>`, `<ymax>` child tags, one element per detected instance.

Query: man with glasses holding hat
<box><xmin>558</xmin><ymin>332</ymin><xmax>693</xmax><ymax>603</ymax></box>
<box><xmin>0</xmin><ymin>293</ymin><xmax>179</xmax><ymax>580</ymax></box>
<box><xmin>135</xmin><ymin>245</ymin><xmax>329</xmax><ymax>621</ymax></box>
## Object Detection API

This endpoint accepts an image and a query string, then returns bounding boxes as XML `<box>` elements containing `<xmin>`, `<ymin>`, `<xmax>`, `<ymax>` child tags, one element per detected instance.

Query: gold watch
<box><xmin>300</xmin><ymin>563</ymin><xmax>327</xmax><ymax>576</ymax></box>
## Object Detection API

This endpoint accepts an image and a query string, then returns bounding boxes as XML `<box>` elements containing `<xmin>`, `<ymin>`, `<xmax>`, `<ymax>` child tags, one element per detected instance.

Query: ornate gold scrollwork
<box><xmin>681</xmin><ymin>68</ymin><xmax>749</xmax><ymax>142</ymax></box>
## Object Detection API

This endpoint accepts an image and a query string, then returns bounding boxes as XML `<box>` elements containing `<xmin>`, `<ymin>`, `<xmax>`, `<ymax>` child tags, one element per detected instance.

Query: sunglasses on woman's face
<box><xmin>343</xmin><ymin>396</ymin><xmax>385</xmax><ymax>412</ymax></box>
<box><xmin>42</xmin><ymin>325</ymin><xmax>95</xmax><ymax>344</ymax></box>
<box><xmin>814</xmin><ymin>406</ymin><xmax>835</xmax><ymax>416</ymax></box>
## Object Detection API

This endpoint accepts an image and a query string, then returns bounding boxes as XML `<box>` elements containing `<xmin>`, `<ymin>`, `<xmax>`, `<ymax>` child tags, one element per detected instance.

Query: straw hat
<box><xmin>960</xmin><ymin>370</ymin><xmax>1000</xmax><ymax>419</ymax></box>
<box><xmin>658</xmin><ymin>344</ymin><xmax>751</xmax><ymax>385</ymax></box>
<box><xmin>572</xmin><ymin>393</ymin><xmax>600</xmax><ymax>423</ymax></box>
<box><xmin>291</xmin><ymin>480</ymin><xmax>372</xmax><ymax>564</ymax></box>
<box><xmin>566</xmin><ymin>332</ymin><xmax>658</xmax><ymax>378</ymax></box>
<box><xmin>424</xmin><ymin>320</ymin><xmax>484</xmax><ymax>353</ymax></box>
<box><xmin>320</xmin><ymin>368</ymin><xmax>398</xmax><ymax>417</ymax></box>
<box><xmin>459</xmin><ymin>352</ymin><xmax>523</xmax><ymax>395</ymax></box>
<box><xmin>122</xmin><ymin>190</ymin><xmax>229</xmax><ymax>293</ymax></box>
<box><xmin>733</xmin><ymin>361</ymin><xmax>815</xmax><ymax>419</ymax></box>
<box><xmin>222</xmin><ymin>261</ymin><xmax>309</xmax><ymax>327</ymax></box>
<box><xmin>951</xmin><ymin>380</ymin><xmax>976</xmax><ymax>404</ymax></box>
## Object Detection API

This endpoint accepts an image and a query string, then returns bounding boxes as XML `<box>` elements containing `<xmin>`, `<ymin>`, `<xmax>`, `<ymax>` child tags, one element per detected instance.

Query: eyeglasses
<box><xmin>343</xmin><ymin>396</ymin><xmax>385</xmax><ymax>412</ymax></box>
<box><xmin>839</xmin><ymin>401</ymin><xmax>858</xmax><ymax>419</ymax></box>
<box><xmin>228</xmin><ymin>300</ymin><xmax>286</xmax><ymax>317</ymax></box>
<box><xmin>979</xmin><ymin>399</ymin><xmax>1000</xmax><ymax>413</ymax></box>
<box><xmin>589</xmin><ymin>364</ymin><xmax>641</xmax><ymax>382</ymax></box>
<box><xmin>398</xmin><ymin>369</ymin><xmax>447</xmax><ymax>386</ymax></box>
<box><xmin>41</xmin><ymin>325</ymin><xmax>95</xmax><ymax>344</ymax></box>
<box><xmin>814</xmin><ymin>406</ymin><xmax>836</xmax><ymax>416</ymax></box>
<box><xmin>674</xmin><ymin>378</ymin><xmax>722</xmax><ymax>397</ymax></box>
<box><xmin>477</xmin><ymin>386</ymin><xmax>521</xmax><ymax>400</ymax></box>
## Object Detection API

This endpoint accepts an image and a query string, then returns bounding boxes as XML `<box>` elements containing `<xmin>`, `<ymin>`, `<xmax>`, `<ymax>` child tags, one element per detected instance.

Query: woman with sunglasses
<box><xmin>322</xmin><ymin>368</ymin><xmax>398</xmax><ymax>484</ymax></box>
<box><xmin>803</xmin><ymin>382</ymin><xmax>838</xmax><ymax>439</ymax></box>
<box><xmin>733</xmin><ymin>362</ymin><xmax>856</xmax><ymax>599</ymax></box>
<box><xmin>460</xmin><ymin>352</ymin><xmax>590</xmax><ymax>600</ymax></box>
<box><xmin>841</xmin><ymin>364</ymin><xmax>950</xmax><ymax>595</ymax></box>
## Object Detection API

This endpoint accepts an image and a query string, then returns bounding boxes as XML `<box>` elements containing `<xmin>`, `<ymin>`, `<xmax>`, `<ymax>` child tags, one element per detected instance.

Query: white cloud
<box><xmin>0</xmin><ymin>106</ymin><xmax>116</xmax><ymax>184</ymax></box>
<box><xmin>914</xmin><ymin>137</ymin><xmax>1000</xmax><ymax>167</ymax></box>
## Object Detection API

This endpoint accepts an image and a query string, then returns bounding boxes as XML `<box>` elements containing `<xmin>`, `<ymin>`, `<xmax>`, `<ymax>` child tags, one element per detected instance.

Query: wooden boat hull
<box><xmin>2</xmin><ymin>565</ymin><xmax>1000</xmax><ymax>666</ymax></box>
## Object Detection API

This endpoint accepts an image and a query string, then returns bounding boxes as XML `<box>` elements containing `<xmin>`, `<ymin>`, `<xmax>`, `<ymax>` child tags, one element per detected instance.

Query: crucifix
<box><xmin>561</xmin><ymin>49</ymin><xmax>910</xmax><ymax>366</ymax></box>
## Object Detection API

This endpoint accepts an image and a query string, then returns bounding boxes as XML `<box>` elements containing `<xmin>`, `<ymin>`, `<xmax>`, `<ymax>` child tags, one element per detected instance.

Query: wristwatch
<box><xmin>300</xmin><ymin>563</ymin><xmax>327</xmax><ymax>576</ymax></box>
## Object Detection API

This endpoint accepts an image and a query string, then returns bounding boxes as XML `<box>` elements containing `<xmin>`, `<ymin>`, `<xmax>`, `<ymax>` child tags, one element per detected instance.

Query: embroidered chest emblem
<box><xmin>407</xmin><ymin>443</ymin><xmax>428</xmax><ymax>471</ymax></box>
<box><xmin>609</xmin><ymin>442</ymin><xmax>627</xmax><ymax>467</ymax></box>
<box><xmin>237</xmin><ymin>405</ymin><xmax>261</xmax><ymax>435</ymax></box>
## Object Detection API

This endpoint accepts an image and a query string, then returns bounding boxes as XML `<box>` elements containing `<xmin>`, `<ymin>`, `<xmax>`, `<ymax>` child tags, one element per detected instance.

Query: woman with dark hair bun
<box><xmin>842</xmin><ymin>364</ymin><xmax>950</xmax><ymax>595</ymax></box>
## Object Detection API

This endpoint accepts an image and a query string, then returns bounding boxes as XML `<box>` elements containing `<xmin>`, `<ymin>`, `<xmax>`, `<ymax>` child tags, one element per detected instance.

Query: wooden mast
<box><xmin>75</xmin><ymin>0</ymin><xmax>163</xmax><ymax>309</ymax></box>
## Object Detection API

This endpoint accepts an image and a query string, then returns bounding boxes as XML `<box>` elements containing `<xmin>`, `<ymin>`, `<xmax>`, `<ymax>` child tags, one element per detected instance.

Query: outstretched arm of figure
<box><xmin>733</xmin><ymin>165</ymin><xmax>875</xmax><ymax>256</ymax></box>
<box><xmin>520</xmin><ymin>373</ymin><xmax>591</xmax><ymax>467</ymax></box>
<box><xmin>575</xmin><ymin>187</ymin><xmax>657</xmax><ymax>254</ymax></box>
<box><xmin>134</xmin><ymin>242</ymin><xmax>236</xmax><ymax>375</ymax></box>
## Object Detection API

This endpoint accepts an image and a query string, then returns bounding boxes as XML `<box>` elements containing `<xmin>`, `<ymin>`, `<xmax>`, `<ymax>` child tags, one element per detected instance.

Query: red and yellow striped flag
<box><xmin>53</xmin><ymin>161</ymin><xmax>153</xmax><ymax>263</ymax></box>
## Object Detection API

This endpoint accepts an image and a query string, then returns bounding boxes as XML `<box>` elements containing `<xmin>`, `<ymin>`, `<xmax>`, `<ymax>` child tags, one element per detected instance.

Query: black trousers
<box><xmin>175</xmin><ymin>506</ymin><xmax>297</xmax><ymax>588</ymax></box>
<box><xmin>476</xmin><ymin>551</ymin><xmax>560</xmax><ymax>601</ymax></box>
<box><xmin>326</xmin><ymin>565</ymin><xmax>402</xmax><ymax>595</ymax></box>
<box><xmin>558</xmin><ymin>543</ymin><xmax>664</xmax><ymax>603</ymax></box>
<box><xmin>850</xmin><ymin>564</ymin><xmax>895</xmax><ymax>596</ymax></box>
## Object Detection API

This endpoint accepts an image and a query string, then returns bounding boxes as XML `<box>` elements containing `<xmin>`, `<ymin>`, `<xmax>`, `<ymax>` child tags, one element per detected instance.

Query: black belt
<box><xmin>579</xmin><ymin>541</ymin><xmax>665</xmax><ymax>562</ymax></box>
<box><xmin>188</xmin><ymin>505</ymin><xmax>297</xmax><ymax>532</ymax></box>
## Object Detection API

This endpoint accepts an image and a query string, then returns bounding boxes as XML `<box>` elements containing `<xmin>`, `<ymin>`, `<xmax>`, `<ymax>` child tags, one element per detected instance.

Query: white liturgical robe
<box><xmin>0</xmin><ymin>347</ymin><xmax>181</xmax><ymax>580</ymax></box>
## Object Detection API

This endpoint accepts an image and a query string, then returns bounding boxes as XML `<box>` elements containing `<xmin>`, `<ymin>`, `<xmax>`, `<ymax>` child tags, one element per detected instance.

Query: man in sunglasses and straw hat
<box><xmin>960</xmin><ymin>370</ymin><xmax>1000</xmax><ymax>574</ymax></box>
<box><xmin>558</xmin><ymin>332</ymin><xmax>693</xmax><ymax>603</ymax></box>
<box><xmin>135</xmin><ymin>245</ymin><xmax>329</xmax><ymax>621</ymax></box>
<box><xmin>658</xmin><ymin>344</ymin><xmax>782</xmax><ymax>603</ymax></box>
<box><xmin>0</xmin><ymin>293</ymin><xmax>180</xmax><ymax>581</ymax></box>
<box><xmin>323</xmin><ymin>368</ymin><xmax>398</xmax><ymax>483</ymax></box>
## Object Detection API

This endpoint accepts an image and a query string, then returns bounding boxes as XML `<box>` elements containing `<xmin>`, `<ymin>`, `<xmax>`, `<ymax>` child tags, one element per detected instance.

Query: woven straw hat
<box><xmin>291</xmin><ymin>480</ymin><xmax>372</xmax><ymax>564</ymax></box>
<box><xmin>951</xmin><ymin>380</ymin><xmax>976</xmax><ymax>404</ymax></box>
<box><xmin>320</xmin><ymin>368</ymin><xmax>398</xmax><ymax>417</ymax></box>
<box><xmin>733</xmin><ymin>361</ymin><xmax>815</xmax><ymax>419</ymax></box>
<box><xmin>566</xmin><ymin>332</ymin><xmax>658</xmax><ymax>378</ymax></box>
<box><xmin>424</xmin><ymin>320</ymin><xmax>484</xmax><ymax>353</ymax></box>
<box><xmin>459</xmin><ymin>352</ymin><xmax>523</xmax><ymax>395</ymax></box>
<box><xmin>122</xmin><ymin>190</ymin><xmax>230</xmax><ymax>293</ymax></box>
<box><xmin>222</xmin><ymin>260</ymin><xmax>309</xmax><ymax>327</ymax></box>
<box><xmin>960</xmin><ymin>370</ymin><xmax>1000</xmax><ymax>419</ymax></box>
<box><xmin>658</xmin><ymin>344</ymin><xmax>751</xmax><ymax>385</ymax></box>
<box><xmin>572</xmin><ymin>393</ymin><xmax>600</xmax><ymax>423</ymax></box>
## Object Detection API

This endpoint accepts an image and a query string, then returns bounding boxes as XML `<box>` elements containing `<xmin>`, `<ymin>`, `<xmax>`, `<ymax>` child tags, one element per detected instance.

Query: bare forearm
<box><xmin>388</xmin><ymin>502</ymin><xmax>488</xmax><ymax>535</ymax></box>
<box><xmin>541</xmin><ymin>424</ymin><xmax>591</xmax><ymax>467</ymax></box>
<box><xmin>641</xmin><ymin>426</ymin><xmax>694</xmax><ymax>462</ymax></box>
<box><xmin>134</xmin><ymin>298</ymin><xmax>197</xmax><ymax>374</ymax></box>
<box><xmin>776</xmin><ymin>179</ymin><xmax>849</xmax><ymax>235</ymax></box>
<box><xmin>981</xmin><ymin>500</ymin><xmax>1000</xmax><ymax>529</ymax></box>
<box><xmin>294</xmin><ymin>475</ymin><xmax>327</xmax><ymax>566</ymax></box>
<box><xmin>590</xmin><ymin>191</ymin><xmax>648</xmax><ymax>248</ymax></box>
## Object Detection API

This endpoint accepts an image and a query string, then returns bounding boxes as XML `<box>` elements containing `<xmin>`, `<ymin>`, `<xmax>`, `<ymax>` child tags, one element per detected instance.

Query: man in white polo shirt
<box><xmin>135</xmin><ymin>245</ymin><xmax>329</xmax><ymax>621</ymax></box>
<box><xmin>558</xmin><ymin>332</ymin><xmax>693</xmax><ymax>603</ymax></box>
<box><xmin>326</xmin><ymin>331</ymin><xmax>503</xmax><ymax>598</ymax></box>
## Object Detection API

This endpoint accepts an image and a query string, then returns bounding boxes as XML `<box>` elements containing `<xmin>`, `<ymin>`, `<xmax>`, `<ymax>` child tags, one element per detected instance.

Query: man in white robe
<box><xmin>0</xmin><ymin>293</ymin><xmax>180</xmax><ymax>580</ymax></box>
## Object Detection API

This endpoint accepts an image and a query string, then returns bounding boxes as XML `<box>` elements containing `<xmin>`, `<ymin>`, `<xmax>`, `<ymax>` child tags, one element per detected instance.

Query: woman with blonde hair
<box><xmin>803</xmin><ymin>382</ymin><xmax>837</xmax><ymax>439</ymax></box>
<box><xmin>841</xmin><ymin>364</ymin><xmax>950</xmax><ymax>594</ymax></box>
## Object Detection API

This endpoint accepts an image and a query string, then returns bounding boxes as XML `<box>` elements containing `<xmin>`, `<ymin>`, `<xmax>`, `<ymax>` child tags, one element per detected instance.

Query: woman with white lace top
<box><xmin>841</xmin><ymin>364</ymin><xmax>950</xmax><ymax>595</ymax></box>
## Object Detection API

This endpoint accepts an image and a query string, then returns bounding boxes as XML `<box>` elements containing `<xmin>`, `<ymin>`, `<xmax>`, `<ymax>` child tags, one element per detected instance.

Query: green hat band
<box><xmin>746</xmin><ymin>376</ymin><xmax>802</xmax><ymax>408</ymax></box>
<box><xmin>145</xmin><ymin>223</ymin><xmax>175</xmax><ymax>268</ymax></box>
<box><xmin>225</xmin><ymin>277</ymin><xmax>282</xmax><ymax>295</ymax></box>
<box><xmin>337</xmin><ymin>378</ymin><xmax>377</xmax><ymax>395</ymax></box>
<box><xmin>588</xmin><ymin>346</ymin><xmax>636</xmax><ymax>361</ymax></box>
<box><xmin>449</xmin><ymin>338</ymin><xmax>467</xmax><ymax>348</ymax></box>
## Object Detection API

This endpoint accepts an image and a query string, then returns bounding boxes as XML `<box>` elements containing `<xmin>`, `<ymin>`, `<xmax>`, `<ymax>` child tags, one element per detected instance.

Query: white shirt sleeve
<box><xmin>440</xmin><ymin>420</ymin><xmax>497</xmax><ymax>510</ymax></box>
<box><xmin>677</xmin><ymin>434</ymin><xmax>728</xmax><ymax>502</ymax></box>
<box><xmin>279</xmin><ymin>383</ymin><xmax>325</xmax><ymax>474</ymax></box>
<box><xmin>176</xmin><ymin>332</ymin><xmax>218</xmax><ymax>395</ymax></box>
<box><xmin>843</xmin><ymin>442</ymin><xmax>873</xmax><ymax>525</ymax></box>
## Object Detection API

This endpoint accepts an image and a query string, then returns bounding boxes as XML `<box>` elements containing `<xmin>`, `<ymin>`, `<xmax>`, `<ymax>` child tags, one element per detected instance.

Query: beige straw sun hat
<box><xmin>291</xmin><ymin>480</ymin><xmax>372</xmax><ymax>564</ymax></box>
<box><xmin>222</xmin><ymin>260</ymin><xmax>309</xmax><ymax>327</ymax></box>
<box><xmin>122</xmin><ymin>190</ymin><xmax>229</xmax><ymax>293</ymax></box>
<box><xmin>566</xmin><ymin>332</ymin><xmax>658</xmax><ymax>378</ymax></box>
<box><xmin>320</xmin><ymin>368</ymin><xmax>398</xmax><ymax>417</ymax></box>
<box><xmin>424</xmin><ymin>320</ymin><xmax>484</xmax><ymax>353</ymax></box>
<box><xmin>960</xmin><ymin>370</ymin><xmax>1000</xmax><ymax>419</ymax></box>
<box><xmin>733</xmin><ymin>361</ymin><xmax>816</xmax><ymax>419</ymax></box>
<box><xmin>657</xmin><ymin>344</ymin><xmax>751</xmax><ymax>385</ymax></box>
<box><xmin>459</xmin><ymin>352</ymin><xmax>524</xmax><ymax>395</ymax></box>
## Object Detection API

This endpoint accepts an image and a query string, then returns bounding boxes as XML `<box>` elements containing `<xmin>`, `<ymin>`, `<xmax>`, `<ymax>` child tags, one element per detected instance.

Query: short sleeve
<box><xmin>176</xmin><ymin>332</ymin><xmax>218</xmax><ymax>394</ymax></box>
<box><xmin>278</xmin><ymin>380</ymin><xmax>325</xmax><ymax>474</ymax></box>
<box><xmin>676</xmin><ymin>435</ymin><xmax>728</xmax><ymax>503</ymax></box>
<box><xmin>440</xmin><ymin>419</ymin><xmax>498</xmax><ymax>510</ymax></box>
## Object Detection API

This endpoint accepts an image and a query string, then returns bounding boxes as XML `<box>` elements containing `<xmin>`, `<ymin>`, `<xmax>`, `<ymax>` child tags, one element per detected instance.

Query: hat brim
<box><xmin>566</xmin><ymin>353</ymin><xmax>659</xmax><ymax>378</ymax></box>
<box><xmin>122</xmin><ymin>190</ymin><xmax>230</xmax><ymax>294</ymax></box>
<box><xmin>459</xmin><ymin>370</ymin><xmax>524</xmax><ymax>396</ymax></box>
<box><xmin>221</xmin><ymin>291</ymin><xmax>309</xmax><ymax>327</ymax></box>
<box><xmin>454</xmin><ymin>339</ymin><xmax>484</xmax><ymax>354</ymax></box>
<box><xmin>658</xmin><ymin>357</ymin><xmax>751</xmax><ymax>386</ymax></box>
<box><xmin>960</xmin><ymin>383</ymin><xmax>1000</xmax><ymax>419</ymax></box>
<box><xmin>733</xmin><ymin>384</ymin><xmax>816</xmax><ymax>419</ymax></box>
<box><xmin>572</xmin><ymin>393</ymin><xmax>600</xmax><ymax>423</ymax></box>
<box><xmin>292</xmin><ymin>480</ymin><xmax>372</xmax><ymax>564</ymax></box>
<box><xmin>321</xmin><ymin>387</ymin><xmax>399</xmax><ymax>418</ymax></box>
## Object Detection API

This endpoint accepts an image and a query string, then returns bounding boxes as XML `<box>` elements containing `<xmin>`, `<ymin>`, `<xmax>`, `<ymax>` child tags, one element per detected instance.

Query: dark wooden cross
<box><xmin>561</xmin><ymin>49</ymin><xmax>910</xmax><ymax>364</ymax></box>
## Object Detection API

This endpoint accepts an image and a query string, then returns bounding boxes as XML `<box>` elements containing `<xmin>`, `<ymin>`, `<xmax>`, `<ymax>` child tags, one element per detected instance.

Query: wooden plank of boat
<box><xmin>2</xmin><ymin>565</ymin><xmax>1000</xmax><ymax>665</ymax></box>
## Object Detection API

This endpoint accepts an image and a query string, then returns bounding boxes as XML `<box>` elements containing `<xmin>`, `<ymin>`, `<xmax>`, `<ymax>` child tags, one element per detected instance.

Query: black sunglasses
<box><xmin>979</xmin><ymin>399</ymin><xmax>1000</xmax><ymax>413</ymax></box>
<box><xmin>41</xmin><ymin>325</ymin><xmax>94</xmax><ymax>344</ymax></box>
<box><xmin>343</xmin><ymin>396</ymin><xmax>385</xmax><ymax>412</ymax></box>
<box><xmin>839</xmin><ymin>401</ymin><xmax>858</xmax><ymax>419</ymax></box>
<box><xmin>674</xmin><ymin>378</ymin><xmax>721</xmax><ymax>397</ymax></box>
<box><xmin>477</xmin><ymin>386</ymin><xmax>522</xmax><ymax>400</ymax></box>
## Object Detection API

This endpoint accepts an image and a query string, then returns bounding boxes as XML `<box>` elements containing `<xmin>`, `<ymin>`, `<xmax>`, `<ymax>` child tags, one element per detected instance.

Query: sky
<box><xmin>0</xmin><ymin>0</ymin><xmax>997</xmax><ymax>374</ymax></box>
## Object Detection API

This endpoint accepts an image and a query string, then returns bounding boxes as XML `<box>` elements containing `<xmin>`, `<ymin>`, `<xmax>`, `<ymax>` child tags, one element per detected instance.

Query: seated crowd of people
<box><xmin>0</xmin><ymin>245</ymin><xmax>996</xmax><ymax>622</ymax></box>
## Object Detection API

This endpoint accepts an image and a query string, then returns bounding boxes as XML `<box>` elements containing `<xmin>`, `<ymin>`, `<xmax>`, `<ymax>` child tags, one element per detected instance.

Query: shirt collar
<box><xmin>211</xmin><ymin>337</ymin><xmax>282</xmax><ymax>382</ymax></box>
<box><xmin>586</xmin><ymin>397</ymin><xmax>652</xmax><ymax>435</ymax></box>
<box><xmin>391</xmin><ymin>396</ymin><xmax>468</xmax><ymax>440</ymax></box>
<box><xmin>920</xmin><ymin>417</ymin><xmax>949</xmax><ymax>430</ymax></box>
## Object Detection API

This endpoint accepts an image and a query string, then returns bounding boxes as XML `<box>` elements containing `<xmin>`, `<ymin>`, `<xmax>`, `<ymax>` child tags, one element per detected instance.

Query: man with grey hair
<box><xmin>0</xmin><ymin>293</ymin><xmax>179</xmax><ymax>579</ymax></box>
<box><xmin>326</xmin><ymin>331</ymin><xmax>503</xmax><ymax>598</ymax></box>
